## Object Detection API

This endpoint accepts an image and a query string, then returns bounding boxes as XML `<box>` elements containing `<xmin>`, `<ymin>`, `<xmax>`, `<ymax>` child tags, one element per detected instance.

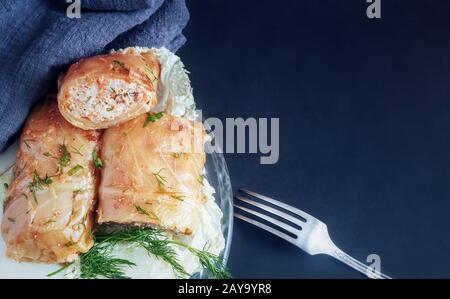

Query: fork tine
<box><xmin>235</xmin><ymin>195</ymin><xmax>305</xmax><ymax>228</ymax></box>
<box><xmin>240</xmin><ymin>189</ymin><xmax>314</xmax><ymax>221</ymax></box>
<box><xmin>234</xmin><ymin>203</ymin><xmax>300</xmax><ymax>236</ymax></box>
<box><xmin>234</xmin><ymin>213</ymin><xmax>298</xmax><ymax>246</ymax></box>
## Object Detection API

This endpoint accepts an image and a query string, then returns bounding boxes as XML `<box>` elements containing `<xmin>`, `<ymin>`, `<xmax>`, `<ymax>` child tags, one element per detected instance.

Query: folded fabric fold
<box><xmin>0</xmin><ymin>0</ymin><xmax>189</xmax><ymax>151</ymax></box>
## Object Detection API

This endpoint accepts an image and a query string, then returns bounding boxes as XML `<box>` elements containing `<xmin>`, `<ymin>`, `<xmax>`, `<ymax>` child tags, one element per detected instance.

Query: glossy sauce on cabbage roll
<box><xmin>98</xmin><ymin>113</ymin><xmax>206</xmax><ymax>235</ymax></box>
<box><xmin>1</xmin><ymin>101</ymin><xmax>100</xmax><ymax>263</ymax></box>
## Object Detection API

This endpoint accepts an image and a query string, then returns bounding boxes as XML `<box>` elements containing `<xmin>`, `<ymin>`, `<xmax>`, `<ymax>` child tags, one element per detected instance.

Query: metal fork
<box><xmin>234</xmin><ymin>189</ymin><xmax>391</xmax><ymax>279</ymax></box>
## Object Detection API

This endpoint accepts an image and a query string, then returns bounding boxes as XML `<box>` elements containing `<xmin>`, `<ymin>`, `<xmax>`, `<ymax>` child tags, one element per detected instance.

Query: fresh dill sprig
<box><xmin>46</xmin><ymin>262</ymin><xmax>74</xmax><ymax>278</ymax></box>
<box><xmin>143</xmin><ymin>112</ymin><xmax>163</xmax><ymax>127</ymax></box>
<box><xmin>174</xmin><ymin>243</ymin><xmax>231</xmax><ymax>279</ymax></box>
<box><xmin>79</xmin><ymin>243</ymin><xmax>135</xmax><ymax>279</ymax></box>
<box><xmin>152</xmin><ymin>168</ymin><xmax>168</xmax><ymax>188</ymax></box>
<box><xmin>95</xmin><ymin>228</ymin><xmax>189</xmax><ymax>278</ymax></box>
<box><xmin>92</xmin><ymin>151</ymin><xmax>103</xmax><ymax>169</ymax></box>
<box><xmin>59</xmin><ymin>143</ymin><xmax>71</xmax><ymax>169</ymax></box>
<box><xmin>48</xmin><ymin>228</ymin><xmax>230</xmax><ymax>279</ymax></box>
<box><xmin>134</xmin><ymin>205</ymin><xmax>159</xmax><ymax>221</ymax></box>
<box><xmin>28</xmin><ymin>170</ymin><xmax>53</xmax><ymax>204</ymax></box>
<box><xmin>95</xmin><ymin>228</ymin><xmax>228</xmax><ymax>279</ymax></box>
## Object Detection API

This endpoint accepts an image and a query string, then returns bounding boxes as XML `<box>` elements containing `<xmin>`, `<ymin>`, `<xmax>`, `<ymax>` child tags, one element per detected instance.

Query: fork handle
<box><xmin>332</xmin><ymin>248</ymin><xmax>392</xmax><ymax>279</ymax></box>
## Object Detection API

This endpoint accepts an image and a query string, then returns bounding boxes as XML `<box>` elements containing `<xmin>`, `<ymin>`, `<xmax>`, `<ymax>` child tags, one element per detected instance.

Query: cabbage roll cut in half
<box><xmin>98</xmin><ymin>113</ymin><xmax>207</xmax><ymax>235</ymax></box>
<box><xmin>1</xmin><ymin>101</ymin><xmax>100</xmax><ymax>263</ymax></box>
<box><xmin>58</xmin><ymin>50</ymin><xmax>161</xmax><ymax>130</ymax></box>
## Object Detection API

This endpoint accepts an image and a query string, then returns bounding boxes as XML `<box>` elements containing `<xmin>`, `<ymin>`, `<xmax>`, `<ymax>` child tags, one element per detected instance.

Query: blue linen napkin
<box><xmin>0</xmin><ymin>0</ymin><xmax>189</xmax><ymax>151</ymax></box>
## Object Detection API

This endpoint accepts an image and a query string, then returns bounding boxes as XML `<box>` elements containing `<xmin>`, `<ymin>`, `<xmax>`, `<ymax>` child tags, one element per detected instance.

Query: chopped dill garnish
<box><xmin>44</xmin><ymin>220</ymin><xmax>55</xmax><ymax>225</ymax></box>
<box><xmin>71</xmin><ymin>145</ymin><xmax>83</xmax><ymax>156</ymax></box>
<box><xmin>145</xmin><ymin>65</ymin><xmax>159</xmax><ymax>89</ymax></box>
<box><xmin>28</xmin><ymin>170</ymin><xmax>53</xmax><ymax>204</ymax></box>
<box><xmin>143</xmin><ymin>112</ymin><xmax>163</xmax><ymax>128</ymax></box>
<box><xmin>23</xmin><ymin>139</ymin><xmax>32</xmax><ymax>149</ymax></box>
<box><xmin>65</xmin><ymin>240</ymin><xmax>77</xmax><ymax>247</ymax></box>
<box><xmin>112</xmin><ymin>60</ymin><xmax>128</xmax><ymax>71</ymax></box>
<box><xmin>110</xmin><ymin>88</ymin><xmax>140</xmax><ymax>99</ymax></box>
<box><xmin>73</xmin><ymin>189</ymin><xmax>82</xmax><ymax>195</ymax></box>
<box><xmin>197</xmin><ymin>174</ymin><xmax>205</xmax><ymax>186</ymax></box>
<box><xmin>134</xmin><ymin>204</ymin><xmax>148</xmax><ymax>215</ymax></box>
<box><xmin>172</xmin><ymin>153</ymin><xmax>183</xmax><ymax>159</ymax></box>
<box><xmin>152</xmin><ymin>168</ymin><xmax>168</xmax><ymax>188</ymax></box>
<box><xmin>134</xmin><ymin>204</ymin><xmax>159</xmax><ymax>221</ymax></box>
<box><xmin>81</xmin><ymin>212</ymin><xmax>88</xmax><ymax>226</ymax></box>
<box><xmin>3</xmin><ymin>183</ymin><xmax>8</xmax><ymax>190</ymax></box>
<box><xmin>59</xmin><ymin>143</ymin><xmax>71</xmax><ymax>169</ymax></box>
<box><xmin>170</xmin><ymin>194</ymin><xmax>185</xmax><ymax>202</ymax></box>
<box><xmin>7</xmin><ymin>217</ymin><xmax>15</xmax><ymax>223</ymax></box>
<box><xmin>68</xmin><ymin>164</ymin><xmax>83</xmax><ymax>176</ymax></box>
<box><xmin>92</xmin><ymin>151</ymin><xmax>103</xmax><ymax>169</ymax></box>
<box><xmin>106</xmin><ymin>107</ymin><xmax>114</xmax><ymax>111</ymax></box>
<box><xmin>43</xmin><ymin>152</ymin><xmax>55</xmax><ymax>158</ymax></box>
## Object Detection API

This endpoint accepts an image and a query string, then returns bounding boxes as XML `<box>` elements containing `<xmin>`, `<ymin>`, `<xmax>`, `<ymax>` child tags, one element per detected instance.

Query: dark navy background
<box><xmin>178</xmin><ymin>0</ymin><xmax>450</xmax><ymax>278</ymax></box>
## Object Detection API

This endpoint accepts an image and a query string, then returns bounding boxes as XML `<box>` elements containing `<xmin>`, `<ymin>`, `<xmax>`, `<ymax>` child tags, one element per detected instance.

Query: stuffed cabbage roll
<box><xmin>98</xmin><ymin>113</ymin><xmax>206</xmax><ymax>235</ymax></box>
<box><xmin>1</xmin><ymin>100</ymin><xmax>100</xmax><ymax>263</ymax></box>
<box><xmin>57</xmin><ymin>50</ymin><xmax>161</xmax><ymax>130</ymax></box>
